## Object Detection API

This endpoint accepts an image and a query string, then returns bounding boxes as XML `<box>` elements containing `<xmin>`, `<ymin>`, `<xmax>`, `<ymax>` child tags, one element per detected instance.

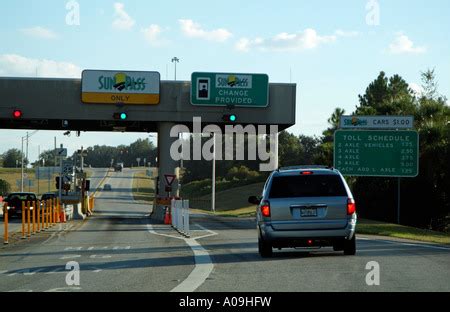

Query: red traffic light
<box><xmin>13</xmin><ymin>109</ymin><xmax>23</xmax><ymax>119</ymax></box>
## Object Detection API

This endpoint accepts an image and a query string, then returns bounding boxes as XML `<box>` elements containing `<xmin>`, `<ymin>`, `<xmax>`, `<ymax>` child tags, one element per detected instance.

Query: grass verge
<box><xmin>357</xmin><ymin>218</ymin><xmax>450</xmax><ymax>245</ymax></box>
<box><xmin>132</xmin><ymin>170</ymin><xmax>155</xmax><ymax>203</ymax></box>
<box><xmin>0</xmin><ymin>168</ymin><xmax>58</xmax><ymax>196</ymax></box>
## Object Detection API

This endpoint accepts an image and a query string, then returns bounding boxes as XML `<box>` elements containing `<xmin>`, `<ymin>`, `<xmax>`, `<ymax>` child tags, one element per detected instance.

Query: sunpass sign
<box><xmin>340</xmin><ymin>116</ymin><xmax>414</xmax><ymax>129</ymax></box>
<box><xmin>191</xmin><ymin>72</ymin><xmax>269</xmax><ymax>107</ymax></box>
<box><xmin>82</xmin><ymin>70</ymin><xmax>160</xmax><ymax>105</ymax></box>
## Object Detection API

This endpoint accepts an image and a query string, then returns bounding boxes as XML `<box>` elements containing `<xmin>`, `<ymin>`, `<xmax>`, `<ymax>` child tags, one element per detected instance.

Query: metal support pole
<box><xmin>397</xmin><ymin>178</ymin><xmax>401</xmax><ymax>225</ymax></box>
<box><xmin>212</xmin><ymin>133</ymin><xmax>216</xmax><ymax>213</ymax></box>
<box><xmin>32</xmin><ymin>201</ymin><xmax>36</xmax><ymax>235</ymax></box>
<box><xmin>27</xmin><ymin>201</ymin><xmax>31</xmax><ymax>237</ymax></box>
<box><xmin>37</xmin><ymin>146</ymin><xmax>40</xmax><ymax>196</ymax></box>
<box><xmin>59</xmin><ymin>147</ymin><xmax>63</xmax><ymax>205</ymax></box>
<box><xmin>21</xmin><ymin>137</ymin><xmax>24</xmax><ymax>192</ymax></box>
<box><xmin>3</xmin><ymin>203</ymin><xmax>8</xmax><ymax>245</ymax></box>
<box><xmin>37</xmin><ymin>201</ymin><xmax>41</xmax><ymax>233</ymax></box>
<box><xmin>21</xmin><ymin>201</ymin><xmax>26</xmax><ymax>239</ymax></box>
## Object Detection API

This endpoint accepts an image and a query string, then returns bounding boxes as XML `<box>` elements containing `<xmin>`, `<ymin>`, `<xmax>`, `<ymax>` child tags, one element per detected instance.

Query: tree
<box><xmin>278</xmin><ymin>131</ymin><xmax>303</xmax><ymax>167</ymax></box>
<box><xmin>351</xmin><ymin>70</ymin><xmax>449</xmax><ymax>229</ymax></box>
<box><xmin>32</xmin><ymin>149</ymin><xmax>57</xmax><ymax>167</ymax></box>
<box><xmin>315</xmin><ymin>108</ymin><xmax>346</xmax><ymax>166</ymax></box>
<box><xmin>0</xmin><ymin>179</ymin><xmax>11</xmax><ymax>195</ymax></box>
<box><xmin>1</xmin><ymin>148</ymin><xmax>27</xmax><ymax>168</ymax></box>
<box><xmin>356</xmin><ymin>71</ymin><xmax>416</xmax><ymax>116</ymax></box>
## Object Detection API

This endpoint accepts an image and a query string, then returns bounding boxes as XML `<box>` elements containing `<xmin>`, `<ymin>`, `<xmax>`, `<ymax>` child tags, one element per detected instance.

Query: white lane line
<box><xmin>193</xmin><ymin>224</ymin><xmax>218</xmax><ymax>240</ymax></box>
<box><xmin>358</xmin><ymin>237</ymin><xmax>450</xmax><ymax>251</ymax></box>
<box><xmin>45</xmin><ymin>287</ymin><xmax>82</xmax><ymax>292</ymax></box>
<box><xmin>171</xmin><ymin>238</ymin><xmax>214</xmax><ymax>293</ymax></box>
<box><xmin>90</xmin><ymin>255</ymin><xmax>112</xmax><ymax>259</ymax></box>
<box><xmin>146</xmin><ymin>223</ymin><xmax>185</xmax><ymax>240</ymax></box>
<box><xmin>59</xmin><ymin>255</ymin><xmax>82</xmax><ymax>260</ymax></box>
<box><xmin>64</xmin><ymin>247</ymin><xmax>83</xmax><ymax>251</ymax></box>
<box><xmin>147</xmin><ymin>223</ymin><xmax>214</xmax><ymax>292</ymax></box>
<box><xmin>45</xmin><ymin>269</ymin><xmax>64</xmax><ymax>275</ymax></box>
<box><xmin>24</xmin><ymin>269</ymin><xmax>45</xmax><ymax>276</ymax></box>
<box><xmin>8</xmin><ymin>289</ymin><xmax>33</xmax><ymax>292</ymax></box>
<box><xmin>113</xmin><ymin>246</ymin><xmax>131</xmax><ymax>250</ymax></box>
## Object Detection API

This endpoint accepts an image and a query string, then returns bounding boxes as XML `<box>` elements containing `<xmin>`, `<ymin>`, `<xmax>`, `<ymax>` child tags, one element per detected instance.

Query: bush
<box><xmin>0</xmin><ymin>179</ymin><xmax>11</xmax><ymax>196</ymax></box>
<box><xmin>226</xmin><ymin>165</ymin><xmax>260</xmax><ymax>181</ymax></box>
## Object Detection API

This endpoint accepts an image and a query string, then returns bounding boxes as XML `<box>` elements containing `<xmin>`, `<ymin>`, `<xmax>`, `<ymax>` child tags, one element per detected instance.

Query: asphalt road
<box><xmin>0</xmin><ymin>168</ymin><xmax>449</xmax><ymax>292</ymax></box>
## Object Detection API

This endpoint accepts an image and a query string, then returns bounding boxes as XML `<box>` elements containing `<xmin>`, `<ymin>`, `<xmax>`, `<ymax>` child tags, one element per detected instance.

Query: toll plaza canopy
<box><xmin>0</xmin><ymin>77</ymin><xmax>296</xmax><ymax>132</ymax></box>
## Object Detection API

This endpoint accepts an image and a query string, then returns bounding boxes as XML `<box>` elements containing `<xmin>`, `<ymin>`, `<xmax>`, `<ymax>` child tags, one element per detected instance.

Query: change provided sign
<box><xmin>334</xmin><ymin>130</ymin><xmax>419</xmax><ymax>177</ymax></box>
<box><xmin>191</xmin><ymin>72</ymin><xmax>269</xmax><ymax>107</ymax></box>
<box><xmin>82</xmin><ymin>70</ymin><xmax>160</xmax><ymax>105</ymax></box>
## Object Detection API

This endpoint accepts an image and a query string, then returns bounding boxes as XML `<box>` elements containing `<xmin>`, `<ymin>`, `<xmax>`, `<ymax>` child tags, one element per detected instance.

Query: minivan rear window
<box><xmin>269</xmin><ymin>175</ymin><xmax>347</xmax><ymax>198</ymax></box>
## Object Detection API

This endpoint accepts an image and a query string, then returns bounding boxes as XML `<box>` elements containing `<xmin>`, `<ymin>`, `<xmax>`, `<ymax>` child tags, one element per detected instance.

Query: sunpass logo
<box><xmin>216</xmin><ymin>74</ymin><xmax>252</xmax><ymax>89</ymax></box>
<box><xmin>344</xmin><ymin>117</ymin><xmax>368</xmax><ymax>127</ymax></box>
<box><xmin>98</xmin><ymin>73</ymin><xmax>147</xmax><ymax>92</ymax></box>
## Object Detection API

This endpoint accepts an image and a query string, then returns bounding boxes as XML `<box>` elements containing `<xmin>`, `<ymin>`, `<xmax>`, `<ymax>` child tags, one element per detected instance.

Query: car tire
<box><xmin>343</xmin><ymin>235</ymin><xmax>356</xmax><ymax>255</ymax></box>
<box><xmin>258</xmin><ymin>233</ymin><xmax>272</xmax><ymax>258</ymax></box>
<box><xmin>333</xmin><ymin>240</ymin><xmax>344</xmax><ymax>251</ymax></box>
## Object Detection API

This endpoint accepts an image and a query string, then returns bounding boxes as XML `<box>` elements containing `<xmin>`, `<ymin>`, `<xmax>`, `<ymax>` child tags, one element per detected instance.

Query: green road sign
<box><xmin>334</xmin><ymin>130</ymin><xmax>419</xmax><ymax>177</ymax></box>
<box><xmin>191</xmin><ymin>72</ymin><xmax>269</xmax><ymax>107</ymax></box>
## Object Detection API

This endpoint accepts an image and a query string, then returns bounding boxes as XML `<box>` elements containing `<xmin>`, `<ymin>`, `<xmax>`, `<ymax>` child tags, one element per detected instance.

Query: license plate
<box><xmin>301</xmin><ymin>208</ymin><xmax>317</xmax><ymax>217</ymax></box>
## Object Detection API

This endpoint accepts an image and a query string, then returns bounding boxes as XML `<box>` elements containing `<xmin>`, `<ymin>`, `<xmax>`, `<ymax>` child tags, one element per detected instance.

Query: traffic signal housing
<box><xmin>55</xmin><ymin>176</ymin><xmax>61</xmax><ymax>189</ymax></box>
<box><xmin>113</xmin><ymin>112</ymin><xmax>128</xmax><ymax>120</ymax></box>
<box><xmin>12</xmin><ymin>109</ymin><xmax>23</xmax><ymax>119</ymax></box>
<box><xmin>222</xmin><ymin>114</ymin><xmax>237</xmax><ymax>123</ymax></box>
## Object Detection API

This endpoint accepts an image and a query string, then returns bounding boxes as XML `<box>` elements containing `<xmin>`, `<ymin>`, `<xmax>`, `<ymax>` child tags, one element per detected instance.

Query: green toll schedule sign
<box><xmin>334</xmin><ymin>130</ymin><xmax>419</xmax><ymax>177</ymax></box>
<box><xmin>191</xmin><ymin>72</ymin><xmax>269</xmax><ymax>107</ymax></box>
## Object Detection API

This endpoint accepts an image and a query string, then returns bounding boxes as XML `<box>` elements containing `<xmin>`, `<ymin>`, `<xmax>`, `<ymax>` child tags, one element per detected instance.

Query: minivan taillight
<box><xmin>261</xmin><ymin>201</ymin><xmax>271</xmax><ymax>217</ymax></box>
<box><xmin>347</xmin><ymin>198</ymin><xmax>356</xmax><ymax>215</ymax></box>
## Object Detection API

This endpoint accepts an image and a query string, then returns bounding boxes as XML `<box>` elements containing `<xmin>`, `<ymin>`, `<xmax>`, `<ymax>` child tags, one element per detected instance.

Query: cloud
<box><xmin>388</xmin><ymin>33</ymin><xmax>427</xmax><ymax>54</ymax></box>
<box><xmin>178</xmin><ymin>19</ymin><xmax>232</xmax><ymax>42</ymax></box>
<box><xmin>20</xmin><ymin>26</ymin><xmax>58</xmax><ymax>39</ymax></box>
<box><xmin>334</xmin><ymin>29</ymin><xmax>360</xmax><ymax>37</ymax></box>
<box><xmin>112</xmin><ymin>2</ymin><xmax>135</xmax><ymax>30</ymax></box>
<box><xmin>0</xmin><ymin>54</ymin><xmax>81</xmax><ymax>78</ymax></box>
<box><xmin>141</xmin><ymin>24</ymin><xmax>166</xmax><ymax>46</ymax></box>
<box><xmin>235</xmin><ymin>28</ymin><xmax>337</xmax><ymax>52</ymax></box>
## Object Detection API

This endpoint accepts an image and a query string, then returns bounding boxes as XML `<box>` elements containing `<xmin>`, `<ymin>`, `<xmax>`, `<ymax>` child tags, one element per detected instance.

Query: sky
<box><xmin>0</xmin><ymin>0</ymin><xmax>449</xmax><ymax>162</ymax></box>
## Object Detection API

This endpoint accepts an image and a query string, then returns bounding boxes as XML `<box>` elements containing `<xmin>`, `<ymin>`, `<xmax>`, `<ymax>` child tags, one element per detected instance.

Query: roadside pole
<box><xmin>37</xmin><ymin>145</ymin><xmax>40</xmax><ymax>196</ymax></box>
<box><xmin>397</xmin><ymin>178</ymin><xmax>401</xmax><ymax>225</ymax></box>
<box><xmin>58</xmin><ymin>149</ymin><xmax>63</xmax><ymax>205</ymax></box>
<box><xmin>212</xmin><ymin>133</ymin><xmax>216</xmax><ymax>213</ymax></box>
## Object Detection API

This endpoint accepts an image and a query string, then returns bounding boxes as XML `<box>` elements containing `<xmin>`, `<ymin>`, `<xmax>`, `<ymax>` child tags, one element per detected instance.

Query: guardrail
<box><xmin>171</xmin><ymin>199</ymin><xmax>190</xmax><ymax>238</ymax></box>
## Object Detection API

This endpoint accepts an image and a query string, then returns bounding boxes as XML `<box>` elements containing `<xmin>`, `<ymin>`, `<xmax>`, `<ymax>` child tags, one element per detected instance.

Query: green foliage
<box><xmin>226</xmin><ymin>165</ymin><xmax>260</xmax><ymax>181</ymax></box>
<box><xmin>181</xmin><ymin>175</ymin><xmax>264</xmax><ymax>199</ymax></box>
<box><xmin>349</xmin><ymin>70</ymin><xmax>449</xmax><ymax>230</ymax></box>
<box><xmin>0</xmin><ymin>179</ymin><xmax>11</xmax><ymax>195</ymax></box>
<box><xmin>1</xmin><ymin>148</ymin><xmax>27</xmax><ymax>168</ymax></box>
<box><xmin>78</xmin><ymin>138</ymin><xmax>157</xmax><ymax>168</ymax></box>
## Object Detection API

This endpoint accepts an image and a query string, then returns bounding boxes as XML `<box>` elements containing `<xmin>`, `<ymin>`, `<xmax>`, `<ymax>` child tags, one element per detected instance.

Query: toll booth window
<box><xmin>269</xmin><ymin>175</ymin><xmax>347</xmax><ymax>198</ymax></box>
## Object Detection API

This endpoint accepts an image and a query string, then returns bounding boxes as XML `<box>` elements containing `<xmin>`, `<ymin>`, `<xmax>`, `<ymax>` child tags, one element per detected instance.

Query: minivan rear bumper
<box><xmin>259</xmin><ymin>217</ymin><xmax>356</xmax><ymax>243</ymax></box>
